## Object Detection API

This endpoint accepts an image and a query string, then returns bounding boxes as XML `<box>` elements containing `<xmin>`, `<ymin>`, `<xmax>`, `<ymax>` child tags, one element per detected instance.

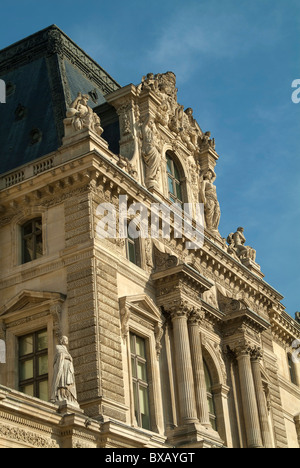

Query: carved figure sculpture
<box><xmin>51</xmin><ymin>336</ymin><xmax>79</xmax><ymax>406</ymax></box>
<box><xmin>141</xmin><ymin>116</ymin><xmax>161</xmax><ymax>189</ymax></box>
<box><xmin>200</xmin><ymin>169</ymin><xmax>221</xmax><ymax>232</ymax></box>
<box><xmin>65</xmin><ymin>92</ymin><xmax>103</xmax><ymax>137</ymax></box>
<box><xmin>227</xmin><ymin>227</ymin><xmax>256</xmax><ymax>262</ymax></box>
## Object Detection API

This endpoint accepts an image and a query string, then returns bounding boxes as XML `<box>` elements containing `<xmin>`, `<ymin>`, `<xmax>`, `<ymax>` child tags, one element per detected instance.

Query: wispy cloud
<box><xmin>144</xmin><ymin>2</ymin><xmax>284</xmax><ymax>82</ymax></box>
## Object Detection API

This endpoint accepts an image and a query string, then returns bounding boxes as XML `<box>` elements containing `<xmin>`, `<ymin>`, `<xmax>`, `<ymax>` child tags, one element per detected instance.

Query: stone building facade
<box><xmin>0</xmin><ymin>25</ymin><xmax>299</xmax><ymax>449</ymax></box>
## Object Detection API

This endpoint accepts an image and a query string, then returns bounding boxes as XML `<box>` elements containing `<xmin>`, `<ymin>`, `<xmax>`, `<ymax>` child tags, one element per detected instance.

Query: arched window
<box><xmin>166</xmin><ymin>152</ymin><xmax>183</xmax><ymax>207</ymax></box>
<box><xmin>204</xmin><ymin>360</ymin><xmax>217</xmax><ymax>430</ymax></box>
<box><xmin>21</xmin><ymin>218</ymin><xmax>43</xmax><ymax>264</ymax></box>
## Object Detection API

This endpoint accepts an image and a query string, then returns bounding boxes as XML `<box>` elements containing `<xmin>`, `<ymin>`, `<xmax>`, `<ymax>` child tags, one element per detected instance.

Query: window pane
<box><xmin>207</xmin><ymin>395</ymin><xmax>214</xmax><ymax>413</ymax></box>
<box><xmin>137</xmin><ymin>361</ymin><xmax>147</xmax><ymax>381</ymax></box>
<box><xmin>20</xmin><ymin>384</ymin><xmax>34</xmax><ymax>397</ymax></box>
<box><xmin>135</xmin><ymin>336</ymin><xmax>146</xmax><ymax>358</ymax></box>
<box><xmin>139</xmin><ymin>386</ymin><xmax>150</xmax><ymax>430</ymax></box>
<box><xmin>174</xmin><ymin>164</ymin><xmax>180</xmax><ymax>181</ymax></box>
<box><xmin>132</xmin><ymin>381</ymin><xmax>139</xmax><ymax>423</ymax></box>
<box><xmin>210</xmin><ymin>417</ymin><xmax>217</xmax><ymax>431</ymax></box>
<box><xmin>37</xmin><ymin>330</ymin><xmax>48</xmax><ymax>351</ymax></box>
<box><xmin>38</xmin><ymin>380</ymin><xmax>48</xmax><ymax>401</ymax></box>
<box><xmin>35</xmin><ymin>233</ymin><xmax>43</xmax><ymax>258</ymax></box>
<box><xmin>131</xmin><ymin>357</ymin><xmax>137</xmax><ymax>378</ymax></box>
<box><xmin>175</xmin><ymin>182</ymin><xmax>182</xmax><ymax>201</ymax></box>
<box><xmin>38</xmin><ymin>355</ymin><xmax>48</xmax><ymax>376</ymax></box>
<box><xmin>127</xmin><ymin>240</ymin><xmax>136</xmax><ymax>264</ymax></box>
<box><xmin>168</xmin><ymin>175</ymin><xmax>175</xmax><ymax>195</ymax></box>
<box><xmin>130</xmin><ymin>334</ymin><xmax>135</xmax><ymax>352</ymax></box>
<box><xmin>34</xmin><ymin>219</ymin><xmax>42</xmax><ymax>233</ymax></box>
<box><xmin>20</xmin><ymin>359</ymin><xmax>34</xmax><ymax>380</ymax></box>
<box><xmin>23</xmin><ymin>222</ymin><xmax>33</xmax><ymax>236</ymax></box>
<box><xmin>166</xmin><ymin>156</ymin><xmax>173</xmax><ymax>174</ymax></box>
<box><xmin>23</xmin><ymin>237</ymin><xmax>34</xmax><ymax>263</ymax></box>
<box><xmin>19</xmin><ymin>335</ymin><xmax>33</xmax><ymax>356</ymax></box>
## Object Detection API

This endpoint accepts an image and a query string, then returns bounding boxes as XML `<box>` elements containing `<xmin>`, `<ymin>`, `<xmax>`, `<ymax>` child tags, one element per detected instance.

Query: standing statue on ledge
<box><xmin>51</xmin><ymin>336</ymin><xmax>79</xmax><ymax>407</ymax></box>
<box><xmin>141</xmin><ymin>115</ymin><xmax>161</xmax><ymax>190</ymax></box>
<box><xmin>200</xmin><ymin>169</ymin><xmax>221</xmax><ymax>232</ymax></box>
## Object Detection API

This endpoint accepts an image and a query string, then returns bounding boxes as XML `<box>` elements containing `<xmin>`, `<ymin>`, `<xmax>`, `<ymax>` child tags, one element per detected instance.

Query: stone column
<box><xmin>170</xmin><ymin>306</ymin><xmax>198</xmax><ymax>425</ymax></box>
<box><xmin>235</xmin><ymin>345</ymin><xmax>263</xmax><ymax>448</ymax></box>
<box><xmin>187</xmin><ymin>309</ymin><xmax>211</xmax><ymax>427</ymax></box>
<box><xmin>251</xmin><ymin>348</ymin><xmax>273</xmax><ymax>448</ymax></box>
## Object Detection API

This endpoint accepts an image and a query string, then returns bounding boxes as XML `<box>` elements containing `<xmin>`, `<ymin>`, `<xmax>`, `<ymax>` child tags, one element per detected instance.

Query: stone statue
<box><xmin>199</xmin><ymin>131</ymin><xmax>215</xmax><ymax>150</ymax></box>
<box><xmin>227</xmin><ymin>227</ymin><xmax>256</xmax><ymax>262</ymax></box>
<box><xmin>65</xmin><ymin>92</ymin><xmax>103</xmax><ymax>137</ymax></box>
<box><xmin>141</xmin><ymin>115</ymin><xmax>161</xmax><ymax>190</ymax></box>
<box><xmin>51</xmin><ymin>336</ymin><xmax>79</xmax><ymax>406</ymax></box>
<box><xmin>200</xmin><ymin>169</ymin><xmax>221</xmax><ymax>232</ymax></box>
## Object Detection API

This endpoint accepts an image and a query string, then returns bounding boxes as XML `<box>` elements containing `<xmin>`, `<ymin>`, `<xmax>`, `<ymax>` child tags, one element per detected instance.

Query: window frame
<box><xmin>204</xmin><ymin>359</ymin><xmax>218</xmax><ymax>431</ymax></box>
<box><xmin>21</xmin><ymin>217</ymin><xmax>43</xmax><ymax>264</ymax></box>
<box><xmin>130</xmin><ymin>332</ymin><xmax>151</xmax><ymax>430</ymax></box>
<box><xmin>119</xmin><ymin>295</ymin><xmax>164</xmax><ymax>434</ymax></box>
<box><xmin>0</xmin><ymin>291</ymin><xmax>65</xmax><ymax>401</ymax></box>
<box><xmin>18</xmin><ymin>328</ymin><xmax>49</xmax><ymax>401</ymax></box>
<box><xmin>125</xmin><ymin>230</ymin><xmax>141</xmax><ymax>267</ymax></box>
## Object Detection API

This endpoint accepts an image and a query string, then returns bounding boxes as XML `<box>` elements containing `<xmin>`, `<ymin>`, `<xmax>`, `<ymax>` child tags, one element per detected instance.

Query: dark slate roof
<box><xmin>0</xmin><ymin>25</ymin><xmax>121</xmax><ymax>175</ymax></box>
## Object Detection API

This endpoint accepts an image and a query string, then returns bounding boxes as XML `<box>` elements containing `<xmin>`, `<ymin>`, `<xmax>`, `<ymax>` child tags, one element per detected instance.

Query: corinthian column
<box><xmin>251</xmin><ymin>348</ymin><xmax>273</xmax><ymax>448</ymax></box>
<box><xmin>235</xmin><ymin>344</ymin><xmax>263</xmax><ymax>448</ymax></box>
<box><xmin>187</xmin><ymin>309</ymin><xmax>211</xmax><ymax>427</ymax></box>
<box><xmin>170</xmin><ymin>305</ymin><xmax>198</xmax><ymax>425</ymax></box>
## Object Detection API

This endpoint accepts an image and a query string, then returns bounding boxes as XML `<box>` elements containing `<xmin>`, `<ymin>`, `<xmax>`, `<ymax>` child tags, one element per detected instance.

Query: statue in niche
<box><xmin>51</xmin><ymin>336</ymin><xmax>79</xmax><ymax>407</ymax></box>
<box><xmin>141</xmin><ymin>115</ymin><xmax>161</xmax><ymax>189</ymax></box>
<box><xmin>200</xmin><ymin>169</ymin><xmax>221</xmax><ymax>232</ymax></box>
<box><xmin>227</xmin><ymin>227</ymin><xmax>256</xmax><ymax>262</ymax></box>
<box><xmin>65</xmin><ymin>92</ymin><xmax>103</xmax><ymax>137</ymax></box>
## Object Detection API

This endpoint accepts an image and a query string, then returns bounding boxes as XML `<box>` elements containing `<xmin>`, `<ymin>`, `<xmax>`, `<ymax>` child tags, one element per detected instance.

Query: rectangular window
<box><xmin>18</xmin><ymin>329</ymin><xmax>48</xmax><ymax>401</ymax></box>
<box><xmin>126</xmin><ymin>231</ymin><xmax>141</xmax><ymax>267</ymax></box>
<box><xmin>130</xmin><ymin>333</ymin><xmax>151</xmax><ymax>430</ymax></box>
<box><xmin>22</xmin><ymin>218</ymin><xmax>43</xmax><ymax>264</ymax></box>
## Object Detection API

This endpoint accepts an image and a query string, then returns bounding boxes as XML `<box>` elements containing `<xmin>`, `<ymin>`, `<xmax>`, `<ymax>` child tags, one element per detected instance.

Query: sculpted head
<box><xmin>60</xmin><ymin>336</ymin><xmax>69</xmax><ymax>346</ymax></box>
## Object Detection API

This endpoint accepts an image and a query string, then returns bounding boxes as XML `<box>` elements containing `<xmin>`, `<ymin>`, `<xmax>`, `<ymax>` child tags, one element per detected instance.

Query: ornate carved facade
<box><xmin>0</xmin><ymin>26</ymin><xmax>299</xmax><ymax>448</ymax></box>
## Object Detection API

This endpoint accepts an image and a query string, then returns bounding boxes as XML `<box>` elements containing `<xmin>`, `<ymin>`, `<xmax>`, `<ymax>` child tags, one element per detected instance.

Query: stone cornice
<box><xmin>269</xmin><ymin>308</ymin><xmax>300</xmax><ymax>345</ymax></box>
<box><xmin>0</xmin><ymin>131</ymin><xmax>287</xmax><ymax>315</ymax></box>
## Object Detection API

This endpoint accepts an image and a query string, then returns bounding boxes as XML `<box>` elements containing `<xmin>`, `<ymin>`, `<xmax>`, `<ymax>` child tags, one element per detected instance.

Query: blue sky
<box><xmin>1</xmin><ymin>0</ymin><xmax>299</xmax><ymax>317</ymax></box>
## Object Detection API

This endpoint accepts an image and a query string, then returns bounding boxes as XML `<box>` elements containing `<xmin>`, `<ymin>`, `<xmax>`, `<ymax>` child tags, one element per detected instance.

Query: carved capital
<box><xmin>232</xmin><ymin>342</ymin><xmax>261</xmax><ymax>359</ymax></box>
<box><xmin>187</xmin><ymin>307</ymin><xmax>205</xmax><ymax>326</ymax></box>
<box><xmin>250</xmin><ymin>346</ymin><xmax>263</xmax><ymax>362</ymax></box>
